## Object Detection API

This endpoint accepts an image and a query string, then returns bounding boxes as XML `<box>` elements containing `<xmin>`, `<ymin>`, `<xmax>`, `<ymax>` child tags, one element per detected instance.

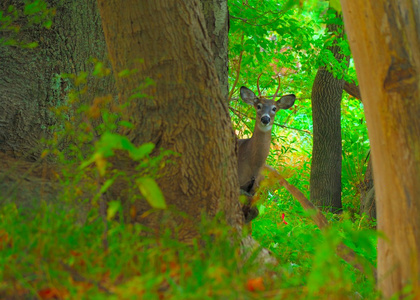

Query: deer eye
<box><xmin>257</xmin><ymin>103</ymin><xmax>263</xmax><ymax>110</ymax></box>
<box><xmin>272</xmin><ymin>107</ymin><xmax>277</xmax><ymax>112</ymax></box>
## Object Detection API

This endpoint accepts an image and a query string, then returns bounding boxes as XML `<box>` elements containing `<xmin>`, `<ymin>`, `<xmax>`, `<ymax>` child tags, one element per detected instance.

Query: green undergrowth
<box><xmin>0</xmin><ymin>202</ymin><xmax>263</xmax><ymax>299</ymax></box>
<box><xmin>0</xmin><ymin>192</ymin><xmax>379</xmax><ymax>299</ymax></box>
<box><xmin>252</xmin><ymin>186</ymin><xmax>378</xmax><ymax>299</ymax></box>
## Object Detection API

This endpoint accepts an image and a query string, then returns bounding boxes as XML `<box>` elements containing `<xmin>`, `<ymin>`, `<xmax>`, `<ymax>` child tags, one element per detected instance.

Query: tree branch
<box><xmin>344</xmin><ymin>81</ymin><xmax>362</xmax><ymax>101</ymax></box>
<box><xmin>228</xmin><ymin>35</ymin><xmax>244</xmax><ymax>100</ymax></box>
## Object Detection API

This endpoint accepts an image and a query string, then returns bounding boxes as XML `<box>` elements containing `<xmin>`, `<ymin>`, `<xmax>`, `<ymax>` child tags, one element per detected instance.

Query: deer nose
<box><xmin>261</xmin><ymin>115</ymin><xmax>270</xmax><ymax>125</ymax></box>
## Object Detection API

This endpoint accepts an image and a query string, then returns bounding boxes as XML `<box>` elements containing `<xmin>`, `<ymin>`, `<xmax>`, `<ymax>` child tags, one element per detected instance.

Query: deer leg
<box><xmin>240</xmin><ymin>190</ymin><xmax>259</xmax><ymax>223</ymax></box>
<box><xmin>240</xmin><ymin>177</ymin><xmax>260</xmax><ymax>223</ymax></box>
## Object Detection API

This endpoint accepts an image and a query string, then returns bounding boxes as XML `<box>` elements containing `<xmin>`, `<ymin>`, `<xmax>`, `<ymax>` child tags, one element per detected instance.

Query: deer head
<box><xmin>239</xmin><ymin>86</ymin><xmax>295</xmax><ymax>132</ymax></box>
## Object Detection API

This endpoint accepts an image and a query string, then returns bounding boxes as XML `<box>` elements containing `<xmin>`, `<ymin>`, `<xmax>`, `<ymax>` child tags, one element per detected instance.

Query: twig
<box><xmin>256</xmin><ymin>73</ymin><xmax>263</xmax><ymax>97</ymax></box>
<box><xmin>230</xmin><ymin>106</ymin><xmax>252</xmax><ymax>134</ymax></box>
<box><xmin>60</xmin><ymin>261</ymin><xmax>112</xmax><ymax>294</ymax></box>
<box><xmin>228</xmin><ymin>34</ymin><xmax>245</xmax><ymax>100</ymax></box>
<box><xmin>344</xmin><ymin>81</ymin><xmax>362</xmax><ymax>101</ymax></box>
<box><xmin>231</xmin><ymin>95</ymin><xmax>301</xmax><ymax>101</ymax></box>
<box><xmin>99</xmin><ymin>191</ymin><xmax>109</xmax><ymax>251</ymax></box>
<box><xmin>272</xmin><ymin>76</ymin><xmax>281</xmax><ymax>100</ymax></box>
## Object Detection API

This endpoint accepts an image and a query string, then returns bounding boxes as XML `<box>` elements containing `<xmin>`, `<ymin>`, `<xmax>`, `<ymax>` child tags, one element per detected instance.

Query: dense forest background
<box><xmin>0</xmin><ymin>0</ymin><xmax>419</xmax><ymax>299</ymax></box>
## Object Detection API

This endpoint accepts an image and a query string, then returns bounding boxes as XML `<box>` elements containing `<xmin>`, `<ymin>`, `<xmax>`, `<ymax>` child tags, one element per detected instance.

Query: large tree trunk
<box><xmin>200</xmin><ymin>0</ymin><xmax>229</xmax><ymax>100</ymax></box>
<box><xmin>0</xmin><ymin>0</ymin><xmax>114</xmax><ymax>161</ymax></box>
<box><xmin>97</xmin><ymin>0</ymin><xmax>243</xmax><ymax>241</ymax></box>
<box><xmin>310</xmin><ymin>14</ymin><xmax>347</xmax><ymax>213</ymax></box>
<box><xmin>341</xmin><ymin>1</ymin><xmax>420</xmax><ymax>297</ymax></box>
<box><xmin>0</xmin><ymin>0</ymin><xmax>114</xmax><ymax>211</ymax></box>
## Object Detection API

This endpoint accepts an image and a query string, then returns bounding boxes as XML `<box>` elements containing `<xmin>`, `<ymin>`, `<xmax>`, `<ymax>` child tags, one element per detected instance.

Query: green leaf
<box><xmin>24</xmin><ymin>2</ymin><xmax>42</xmax><ymax>15</ymax></box>
<box><xmin>118</xmin><ymin>69</ymin><xmax>138</xmax><ymax>77</ymax></box>
<box><xmin>92</xmin><ymin>61</ymin><xmax>110</xmax><ymax>77</ymax></box>
<box><xmin>258</xmin><ymin>204</ymin><xmax>266</xmax><ymax>215</ymax></box>
<box><xmin>137</xmin><ymin>177</ymin><xmax>166</xmax><ymax>209</ymax></box>
<box><xmin>22</xmin><ymin>41</ymin><xmax>38</xmax><ymax>48</ymax></box>
<box><xmin>329</xmin><ymin>0</ymin><xmax>342</xmax><ymax>12</ymax></box>
<box><xmin>98</xmin><ymin>132</ymin><xmax>132</xmax><ymax>157</ymax></box>
<box><xmin>130</xmin><ymin>143</ymin><xmax>155</xmax><ymax>160</ymax></box>
<box><xmin>100</xmin><ymin>178</ymin><xmax>115</xmax><ymax>194</ymax></box>
<box><xmin>120</xmin><ymin>137</ymin><xmax>135</xmax><ymax>152</ymax></box>
<box><xmin>107</xmin><ymin>201</ymin><xmax>121</xmax><ymax>221</ymax></box>
<box><xmin>119</xmin><ymin>120</ymin><xmax>134</xmax><ymax>128</ymax></box>
<box><xmin>118</xmin><ymin>69</ymin><xmax>131</xmax><ymax>77</ymax></box>
<box><xmin>43</xmin><ymin>19</ymin><xmax>52</xmax><ymax>29</ymax></box>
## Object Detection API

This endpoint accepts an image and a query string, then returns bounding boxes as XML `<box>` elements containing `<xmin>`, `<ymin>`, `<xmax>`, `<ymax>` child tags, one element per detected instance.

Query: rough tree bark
<box><xmin>341</xmin><ymin>1</ymin><xmax>420</xmax><ymax>297</ymax></box>
<box><xmin>0</xmin><ymin>0</ymin><xmax>115</xmax><ymax>211</ymax></box>
<box><xmin>0</xmin><ymin>0</ymin><xmax>114</xmax><ymax>161</ymax></box>
<box><xmin>200</xmin><ymin>0</ymin><xmax>229</xmax><ymax>100</ymax></box>
<box><xmin>96</xmin><ymin>0</ymin><xmax>243</xmax><ymax>241</ymax></box>
<box><xmin>310</xmin><ymin>13</ymin><xmax>347</xmax><ymax>213</ymax></box>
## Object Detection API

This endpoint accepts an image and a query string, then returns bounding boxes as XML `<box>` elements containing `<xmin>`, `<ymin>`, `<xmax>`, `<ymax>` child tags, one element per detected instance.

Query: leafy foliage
<box><xmin>0</xmin><ymin>0</ymin><xmax>55</xmax><ymax>47</ymax></box>
<box><xmin>0</xmin><ymin>203</ymin><xmax>259</xmax><ymax>299</ymax></box>
<box><xmin>229</xmin><ymin>0</ymin><xmax>375</xmax><ymax>298</ymax></box>
<box><xmin>229</xmin><ymin>0</ymin><xmax>367</xmax><ymax>211</ymax></box>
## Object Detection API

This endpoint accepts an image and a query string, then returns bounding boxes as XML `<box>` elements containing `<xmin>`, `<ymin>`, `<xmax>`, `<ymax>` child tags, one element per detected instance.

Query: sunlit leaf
<box><xmin>43</xmin><ymin>19</ymin><xmax>52</xmax><ymax>29</ymax></box>
<box><xmin>107</xmin><ymin>201</ymin><xmax>121</xmax><ymax>221</ymax></box>
<box><xmin>22</xmin><ymin>41</ymin><xmax>38</xmax><ymax>48</ymax></box>
<box><xmin>137</xmin><ymin>177</ymin><xmax>166</xmax><ymax>209</ymax></box>
<box><xmin>330</xmin><ymin>0</ymin><xmax>342</xmax><ymax>13</ymax></box>
<box><xmin>246</xmin><ymin>277</ymin><xmax>265</xmax><ymax>292</ymax></box>
<box><xmin>94</xmin><ymin>152</ymin><xmax>107</xmax><ymax>176</ymax></box>
<box><xmin>130</xmin><ymin>143</ymin><xmax>155</xmax><ymax>160</ymax></box>
<box><xmin>100</xmin><ymin>178</ymin><xmax>115</xmax><ymax>194</ymax></box>
<box><xmin>119</xmin><ymin>120</ymin><xmax>134</xmax><ymax>128</ymax></box>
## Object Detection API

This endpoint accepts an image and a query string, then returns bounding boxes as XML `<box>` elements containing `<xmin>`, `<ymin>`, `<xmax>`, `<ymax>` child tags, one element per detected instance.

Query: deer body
<box><xmin>238</xmin><ymin>126</ymin><xmax>272</xmax><ymax>194</ymax></box>
<box><xmin>237</xmin><ymin>86</ymin><xmax>295</xmax><ymax>220</ymax></box>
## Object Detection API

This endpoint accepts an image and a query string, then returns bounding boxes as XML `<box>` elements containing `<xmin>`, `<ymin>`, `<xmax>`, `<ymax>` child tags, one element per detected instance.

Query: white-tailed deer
<box><xmin>238</xmin><ymin>80</ymin><xmax>295</xmax><ymax>222</ymax></box>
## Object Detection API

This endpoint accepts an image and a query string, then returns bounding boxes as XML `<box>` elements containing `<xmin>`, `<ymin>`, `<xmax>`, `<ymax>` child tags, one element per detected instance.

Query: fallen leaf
<box><xmin>246</xmin><ymin>277</ymin><xmax>265</xmax><ymax>292</ymax></box>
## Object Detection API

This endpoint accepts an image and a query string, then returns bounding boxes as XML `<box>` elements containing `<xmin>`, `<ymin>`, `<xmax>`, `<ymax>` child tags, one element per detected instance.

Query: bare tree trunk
<box><xmin>341</xmin><ymin>1</ymin><xmax>420</xmax><ymax>297</ymax></box>
<box><xmin>0</xmin><ymin>0</ymin><xmax>114</xmax><ymax>160</ymax></box>
<box><xmin>200</xmin><ymin>0</ymin><xmax>229</xmax><ymax>100</ymax></box>
<box><xmin>97</xmin><ymin>0</ymin><xmax>243</xmax><ymax>241</ymax></box>
<box><xmin>310</xmin><ymin>13</ymin><xmax>347</xmax><ymax>213</ymax></box>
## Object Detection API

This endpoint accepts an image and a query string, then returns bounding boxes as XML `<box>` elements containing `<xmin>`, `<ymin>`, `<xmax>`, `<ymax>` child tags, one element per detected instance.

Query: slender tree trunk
<box><xmin>359</xmin><ymin>157</ymin><xmax>376</xmax><ymax>219</ymax></box>
<box><xmin>200</xmin><ymin>0</ymin><xmax>229</xmax><ymax>100</ymax></box>
<box><xmin>342</xmin><ymin>85</ymin><xmax>377</xmax><ymax>219</ymax></box>
<box><xmin>97</xmin><ymin>0</ymin><xmax>243</xmax><ymax>241</ymax></box>
<box><xmin>341</xmin><ymin>1</ymin><xmax>420</xmax><ymax>297</ymax></box>
<box><xmin>0</xmin><ymin>0</ymin><xmax>114</xmax><ymax>160</ymax></box>
<box><xmin>310</xmin><ymin>14</ymin><xmax>347</xmax><ymax>213</ymax></box>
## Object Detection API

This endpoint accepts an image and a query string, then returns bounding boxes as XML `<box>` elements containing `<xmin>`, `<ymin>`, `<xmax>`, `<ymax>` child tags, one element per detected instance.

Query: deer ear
<box><xmin>240</xmin><ymin>86</ymin><xmax>257</xmax><ymax>105</ymax></box>
<box><xmin>276</xmin><ymin>94</ymin><xmax>296</xmax><ymax>109</ymax></box>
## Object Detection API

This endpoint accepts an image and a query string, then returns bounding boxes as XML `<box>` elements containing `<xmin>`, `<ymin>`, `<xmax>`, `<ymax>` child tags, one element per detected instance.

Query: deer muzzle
<box><xmin>261</xmin><ymin>115</ymin><xmax>271</xmax><ymax>126</ymax></box>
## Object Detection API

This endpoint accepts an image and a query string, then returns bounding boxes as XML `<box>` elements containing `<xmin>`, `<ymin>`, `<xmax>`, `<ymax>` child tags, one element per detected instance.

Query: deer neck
<box><xmin>249</xmin><ymin>124</ymin><xmax>273</xmax><ymax>167</ymax></box>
